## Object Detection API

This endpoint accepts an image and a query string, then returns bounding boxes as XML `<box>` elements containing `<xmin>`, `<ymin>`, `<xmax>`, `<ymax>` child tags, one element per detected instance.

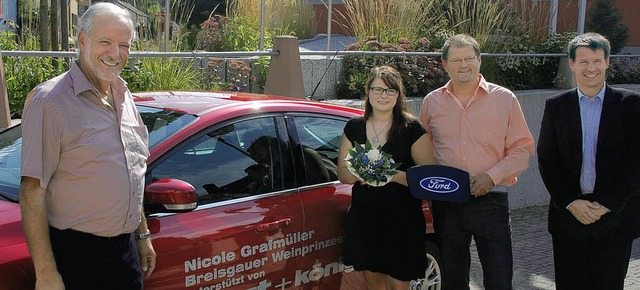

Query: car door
<box><xmin>143</xmin><ymin>115</ymin><xmax>305</xmax><ymax>290</ymax></box>
<box><xmin>285</xmin><ymin>113</ymin><xmax>353</xmax><ymax>289</ymax></box>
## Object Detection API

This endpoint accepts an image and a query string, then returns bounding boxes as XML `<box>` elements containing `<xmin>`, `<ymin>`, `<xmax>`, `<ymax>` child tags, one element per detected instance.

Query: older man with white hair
<box><xmin>19</xmin><ymin>3</ymin><xmax>155</xmax><ymax>289</ymax></box>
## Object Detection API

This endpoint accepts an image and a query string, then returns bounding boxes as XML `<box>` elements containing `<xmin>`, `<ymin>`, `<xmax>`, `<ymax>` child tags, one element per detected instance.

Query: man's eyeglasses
<box><xmin>369</xmin><ymin>87</ymin><xmax>399</xmax><ymax>97</ymax></box>
<box><xmin>448</xmin><ymin>56</ymin><xmax>477</xmax><ymax>65</ymax></box>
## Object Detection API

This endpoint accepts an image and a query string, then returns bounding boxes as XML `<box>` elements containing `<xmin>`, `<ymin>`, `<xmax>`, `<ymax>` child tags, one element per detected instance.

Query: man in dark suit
<box><xmin>538</xmin><ymin>32</ymin><xmax>640</xmax><ymax>290</ymax></box>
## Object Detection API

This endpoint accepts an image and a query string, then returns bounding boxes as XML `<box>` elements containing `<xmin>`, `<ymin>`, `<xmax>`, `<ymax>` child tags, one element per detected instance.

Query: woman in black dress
<box><xmin>337</xmin><ymin>65</ymin><xmax>437</xmax><ymax>289</ymax></box>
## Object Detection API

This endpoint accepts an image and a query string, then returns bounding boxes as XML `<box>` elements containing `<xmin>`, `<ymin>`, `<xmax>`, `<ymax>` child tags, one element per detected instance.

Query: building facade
<box><xmin>310</xmin><ymin>0</ymin><xmax>640</xmax><ymax>52</ymax></box>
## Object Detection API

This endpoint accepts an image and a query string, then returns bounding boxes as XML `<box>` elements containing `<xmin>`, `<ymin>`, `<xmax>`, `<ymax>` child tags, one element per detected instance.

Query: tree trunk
<box><xmin>39</xmin><ymin>0</ymin><xmax>49</xmax><ymax>51</ymax></box>
<box><xmin>61</xmin><ymin>0</ymin><xmax>69</xmax><ymax>51</ymax></box>
<box><xmin>50</xmin><ymin>0</ymin><xmax>59</xmax><ymax>52</ymax></box>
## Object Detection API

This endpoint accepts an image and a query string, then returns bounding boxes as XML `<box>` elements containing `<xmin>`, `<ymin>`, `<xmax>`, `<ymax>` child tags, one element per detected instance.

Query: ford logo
<box><xmin>420</xmin><ymin>177</ymin><xmax>460</xmax><ymax>194</ymax></box>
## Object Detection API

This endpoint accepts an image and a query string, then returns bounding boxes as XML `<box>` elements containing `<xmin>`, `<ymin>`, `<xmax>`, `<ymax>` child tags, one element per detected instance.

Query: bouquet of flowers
<box><xmin>345</xmin><ymin>141</ymin><xmax>400</xmax><ymax>187</ymax></box>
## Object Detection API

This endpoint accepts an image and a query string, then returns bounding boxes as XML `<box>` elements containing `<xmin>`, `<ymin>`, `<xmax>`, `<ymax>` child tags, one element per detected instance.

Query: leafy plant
<box><xmin>195</xmin><ymin>14</ymin><xmax>272</xmax><ymax>92</ymax></box>
<box><xmin>219</xmin><ymin>16</ymin><xmax>267</xmax><ymax>52</ymax></box>
<box><xmin>481</xmin><ymin>32</ymin><xmax>576</xmax><ymax>90</ymax></box>
<box><xmin>608</xmin><ymin>57</ymin><xmax>640</xmax><ymax>85</ymax></box>
<box><xmin>338</xmin><ymin>37</ymin><xmax>448</xmax><ymax>99</ymax></box>
<box><xmin>195</xmin><ymin>14</ymin><xmax>227</xmax><ymax>52</ymax></box>
<box><xmin>337</xmin><ymin>70</ymin><xmax>370</xmax><ymax>99</ymax></box>
<box><xmin>121</xmin><ymin>57</ymin><xmax>204</xmax><ymax>92</ymax></box>
<box><xmin>196</xmin><ymin>15</ymin><xmax>273</xmax><ymax>52</ymax></box>
<box><xmin>1</xmin><ymin>29</ymin><xmax>66</xmax><ymax>115</ymax></box>
<box><xmin>251</xmin><ymin>56</ymin><xmax>271</xmax><ymax>93</ymax></box>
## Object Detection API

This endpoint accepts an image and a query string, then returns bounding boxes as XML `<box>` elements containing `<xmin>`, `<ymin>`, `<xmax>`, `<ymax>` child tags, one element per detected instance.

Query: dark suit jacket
<box><xmin>537</xmin><ymin>85</ymin><xmax>640</xmax><ymax>240</ymax></box>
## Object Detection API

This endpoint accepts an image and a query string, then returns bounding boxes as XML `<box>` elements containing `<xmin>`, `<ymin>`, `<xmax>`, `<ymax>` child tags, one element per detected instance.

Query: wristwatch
<box><xmin>134</xmin><ymin>229</ymin><xmax>151</xmax><ymax>241</ymax></box>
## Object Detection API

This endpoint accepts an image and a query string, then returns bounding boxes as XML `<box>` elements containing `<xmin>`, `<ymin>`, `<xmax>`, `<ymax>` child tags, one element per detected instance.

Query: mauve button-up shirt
<box><xmin>419</xmin><ymin>75</ymin><xmax>535</xmax><ymax>186</ymax></box>
<box><xmin>21</xmin><ymin>61</ymin><xmax>149</xmax><ymax>237</ymax></box>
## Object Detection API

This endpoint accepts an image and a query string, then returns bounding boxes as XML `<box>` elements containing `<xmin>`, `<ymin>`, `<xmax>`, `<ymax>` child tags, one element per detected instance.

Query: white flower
<box><xmin>366</xmin><ymin>148</ymin><xmax>382</xmax><ymax>162</ymax></box>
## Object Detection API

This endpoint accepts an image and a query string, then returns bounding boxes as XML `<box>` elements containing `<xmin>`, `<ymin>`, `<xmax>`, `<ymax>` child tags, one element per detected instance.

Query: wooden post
<box><xmin>264</xmin><ymin>36</ymin><xmax>305</xmax><ymax>99</ymax></box>
<box><xmin>0</xmin><ymin>52</ymin><xmax>12</xmax><ymax>128</ymax></box>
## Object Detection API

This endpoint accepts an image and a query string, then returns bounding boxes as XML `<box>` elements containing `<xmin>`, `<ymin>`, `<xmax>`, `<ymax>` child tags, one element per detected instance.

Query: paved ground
<box><xmin>298</xmin><ymin>34</ymin><xmax>358</xmax><ymax>51</ymax></box>
<box><xmin>469</xmin><ymin>205</ymin><xmax>640</xmax><ymax>289</ymax></box>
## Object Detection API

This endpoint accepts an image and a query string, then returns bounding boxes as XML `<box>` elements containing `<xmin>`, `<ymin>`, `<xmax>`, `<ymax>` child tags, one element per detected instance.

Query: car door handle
<box><xmin>256</xmin><ymin>218</ymin><xmax>292</xmax><ymax>232</ymax></box>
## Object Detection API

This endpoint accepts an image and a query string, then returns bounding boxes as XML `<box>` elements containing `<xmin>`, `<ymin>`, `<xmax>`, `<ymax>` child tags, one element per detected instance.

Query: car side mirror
<box><xmin>144</xmin><ymin>178</ymin><xmax>197</xmax><ymax>213</ymax></box>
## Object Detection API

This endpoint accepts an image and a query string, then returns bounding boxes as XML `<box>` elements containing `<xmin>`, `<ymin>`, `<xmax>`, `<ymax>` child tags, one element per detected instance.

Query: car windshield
<box><xmin>0</xmin><ymin>105</ymin><xmax>196</xmax><ymax>203</ymax></box>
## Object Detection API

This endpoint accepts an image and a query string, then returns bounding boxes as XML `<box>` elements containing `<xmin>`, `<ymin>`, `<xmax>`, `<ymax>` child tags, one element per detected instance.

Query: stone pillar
<box><xmin>264</xmin><ymin>36</ymin><xmax>305</xmax><ymax>99</ymax></box>
<box><xmin>555</xmin><ymin>44</ymin><xmax>576</xmax><ymax>89</ymax></box>
<box><xmin>0</xmin><ymin>52</ymin><xmax>12</xmax><ymax>128</ymax></box>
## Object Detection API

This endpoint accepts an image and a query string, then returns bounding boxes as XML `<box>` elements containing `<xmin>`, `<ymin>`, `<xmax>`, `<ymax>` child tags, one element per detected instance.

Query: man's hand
<box><xmin>137</xmin><ymin>238</ymin><xmax>156</xmax><ymax>278</ymax></box>
<box><xmin>591</xmin><ymin>201</ymin><xmax>610</xmax><ymax>217</ymax></box>
<box><xmin>470</xmin><ymin>173</ymin><xmax>495</xmax><ymax>197</ymax></box>
<box><xmin>568</xmin><ymin>200</ymin><xmax>606</xmax><ymax>224</ymax></box>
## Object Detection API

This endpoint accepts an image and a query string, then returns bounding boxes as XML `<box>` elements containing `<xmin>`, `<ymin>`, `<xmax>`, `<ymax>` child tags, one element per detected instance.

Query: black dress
<box><xmin>343</xmin><ymin>117</ymin><xmax>428</xmax><ymax>281</ymax></box>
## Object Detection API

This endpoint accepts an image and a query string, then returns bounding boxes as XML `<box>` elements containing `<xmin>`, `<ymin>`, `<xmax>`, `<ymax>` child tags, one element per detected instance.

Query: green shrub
<box><xmin>219</xmin><ymin>16</ymin><xmax>270</xmax><ymax>52</ymax></box>
<box><xmin>195</xmin><ymin>15</ymin><xmax>227</xmax><ymax>52</ymax></box>
<box><xmin>194</xmin><ymin>15</ymin><xmax>271</xmax><ymax>92</ymax></box>
<box><xmin>481</xmin><ymin>32</ymin><xmax>576</xmax><ymax>90</ymax></box>
<box><xmin>338</xmin><ymin>37</ymin><xmax>448</xmax><ymax>99</ymax></box>
<box><xmin>586</xmin><ymin>0</ymin><xmax>629</xmax><ymax>54</ymax></box>
<box><xmin>608</xmin><ymin>57</ymin><xmax>640</xmax><ymax>85</ymax></box>
<box><xmin>196</xmin><ymin>15</ymin><xmax>273</xmax><ymax>52</ymax></box>
<box><xmin>2</xmin><ymin>30</ymin><xmax>67</xmax><ymax>115</ymax></box>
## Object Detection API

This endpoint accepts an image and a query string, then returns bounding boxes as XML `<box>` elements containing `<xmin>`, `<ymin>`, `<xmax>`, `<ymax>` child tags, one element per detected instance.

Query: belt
<box><xmin>49</xmin><ymin>226</ymin><xmax>132</xmax><ymax>242</ymax></box>
<box><xmin>472</xmin><ymin>186</ymin><xmax>508</xmax><ymax>199</ymax></box>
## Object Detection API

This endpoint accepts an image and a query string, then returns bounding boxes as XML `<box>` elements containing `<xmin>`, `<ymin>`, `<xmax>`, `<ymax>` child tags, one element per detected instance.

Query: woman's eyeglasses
<box><xmin>369</xmin><ymin>87</ymin><xmax>399</xmax><ymax>97</ymax></box>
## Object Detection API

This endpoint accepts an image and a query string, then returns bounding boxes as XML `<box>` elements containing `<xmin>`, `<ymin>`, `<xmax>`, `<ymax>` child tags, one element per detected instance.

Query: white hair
<box><xmin>79</xmin><ymin>2</ymin><xmax>135</xmax><ymax>39</ymax></box>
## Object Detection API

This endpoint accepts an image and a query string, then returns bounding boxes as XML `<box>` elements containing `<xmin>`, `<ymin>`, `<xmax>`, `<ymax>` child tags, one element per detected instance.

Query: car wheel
<box><xmin>410</xmin><ymin>240</ymin><xmax>442</xmax><ymax>290</ymax></box>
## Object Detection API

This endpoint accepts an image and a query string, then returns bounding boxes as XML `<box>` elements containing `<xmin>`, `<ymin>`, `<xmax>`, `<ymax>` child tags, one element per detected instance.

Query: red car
<box><xmin>0</xmin><ymin>91</ymin><xmax>441</xmax><ymax>289</ymax></box>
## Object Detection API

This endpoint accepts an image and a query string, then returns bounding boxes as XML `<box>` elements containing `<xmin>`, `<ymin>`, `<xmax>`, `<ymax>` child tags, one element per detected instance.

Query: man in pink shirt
<box><xmin>419</xmin><ymin>34</ymin><xmax>534</xmax><ymax>290</ymax></box>
<box><xmin>19</xmin><ymin>3</ymin><xmax>155</xmax><ymax>289</ymax></box>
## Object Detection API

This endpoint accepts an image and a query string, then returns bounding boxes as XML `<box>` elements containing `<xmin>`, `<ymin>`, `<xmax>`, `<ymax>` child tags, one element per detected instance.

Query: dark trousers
<box><xmin>49</xmin><ymin>226</ymin><xmax>143</xmax><ymax>290</ymax></box>
<box><xmin>552</xmin><ymin>233</ymin><xmax>632</xmax><ymax>290</ymax></box>
<box><xmin>432</xmin><ymin>192</ymin><xmax>513</xmax><ymax>290</ymax></box>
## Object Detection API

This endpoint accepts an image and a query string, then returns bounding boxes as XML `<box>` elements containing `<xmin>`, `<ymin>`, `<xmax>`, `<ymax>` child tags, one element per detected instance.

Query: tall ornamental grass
<box><xmin>226</xmin><ymin>0</ymin><xmax>316</xmax><ymax>40</ymax></box>
<box><xmin>122</xmin><ymin>57</ymin><xmax>205</xmax><ymax>92</ymax></box>
<box><xmin>339</xmin><ymin>0</ymin><xmax>445</xmax><ymax>44</ymax></box>
<box><xmin>444</xmin><ymin>0</ymin><xmax>547</xmax><ymax>52</ymax></box>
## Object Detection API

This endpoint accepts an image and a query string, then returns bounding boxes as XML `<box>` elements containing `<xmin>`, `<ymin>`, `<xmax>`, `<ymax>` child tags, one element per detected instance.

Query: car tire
<box><xmin>410</xmin><ymin>240</ymin><xmax>442</xmax><ymax>290</ymax></box>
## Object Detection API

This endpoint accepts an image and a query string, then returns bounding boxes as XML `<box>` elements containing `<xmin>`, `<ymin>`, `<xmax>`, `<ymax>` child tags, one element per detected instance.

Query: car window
<box><xmin>137</xmin><ymin>106</ymin><xmax>197</xmax><ymax>148</ymax></box>
<box><xmin>148</xmin><ymin>117</ymin><xmax>285</xmax><ymax>205</ymax></box>
<box><xmin>290</xmin><ymin>115</ymin><xmax>346</xmax><ymax>185</ymax></box>
<box><xmin>0</xmin><ymin>125</ymin><xmax>23</xmax><ymax>201</ymax></box>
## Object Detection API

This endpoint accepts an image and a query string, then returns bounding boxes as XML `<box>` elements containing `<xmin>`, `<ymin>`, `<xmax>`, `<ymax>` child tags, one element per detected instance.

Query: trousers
<box><xmin>49</xmin><ymin>226</ymin><xmax>144</xmax><ymax>290</ymax></box>
<box><xmin>432</xmin><ymin>192</ymin><xmax>513</xmax><ymax>290</ymax></box>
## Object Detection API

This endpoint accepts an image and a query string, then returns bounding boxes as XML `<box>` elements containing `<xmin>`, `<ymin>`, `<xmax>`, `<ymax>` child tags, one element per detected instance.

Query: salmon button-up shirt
<box><xmin>419</xmin><ymin>75</ymin><xmax>535</xmax><ymax>186</ymax></box>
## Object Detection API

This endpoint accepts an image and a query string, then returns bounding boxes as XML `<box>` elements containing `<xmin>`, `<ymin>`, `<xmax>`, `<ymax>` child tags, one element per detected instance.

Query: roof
<box><xmin>116</xmin><ymin>0</ymin><xmax>147</xmax><ymax>17</ymax></box>
<box><xmin>131</xmin><ymin>90</ymin><xmax>362</xmax><ymax>116</ymax></box>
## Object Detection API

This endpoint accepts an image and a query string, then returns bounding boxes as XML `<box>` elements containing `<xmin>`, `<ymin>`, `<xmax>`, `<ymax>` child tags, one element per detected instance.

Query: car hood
<box><xmin>0</xmin><ymin>200</ymin><xmax>36</xmax><ymax>290</ymax></box>
<box><xmin>0</xmin><ymin>200</ymin><xmax>27</xmax><ymax>253</ymax></box>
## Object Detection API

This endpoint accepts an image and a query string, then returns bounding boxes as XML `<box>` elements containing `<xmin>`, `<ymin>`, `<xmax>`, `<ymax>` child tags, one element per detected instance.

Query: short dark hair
<box><xmin>568</xmin><ymin>32</ymin><xmax>611</xmax><ymax>61</ymax></box>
